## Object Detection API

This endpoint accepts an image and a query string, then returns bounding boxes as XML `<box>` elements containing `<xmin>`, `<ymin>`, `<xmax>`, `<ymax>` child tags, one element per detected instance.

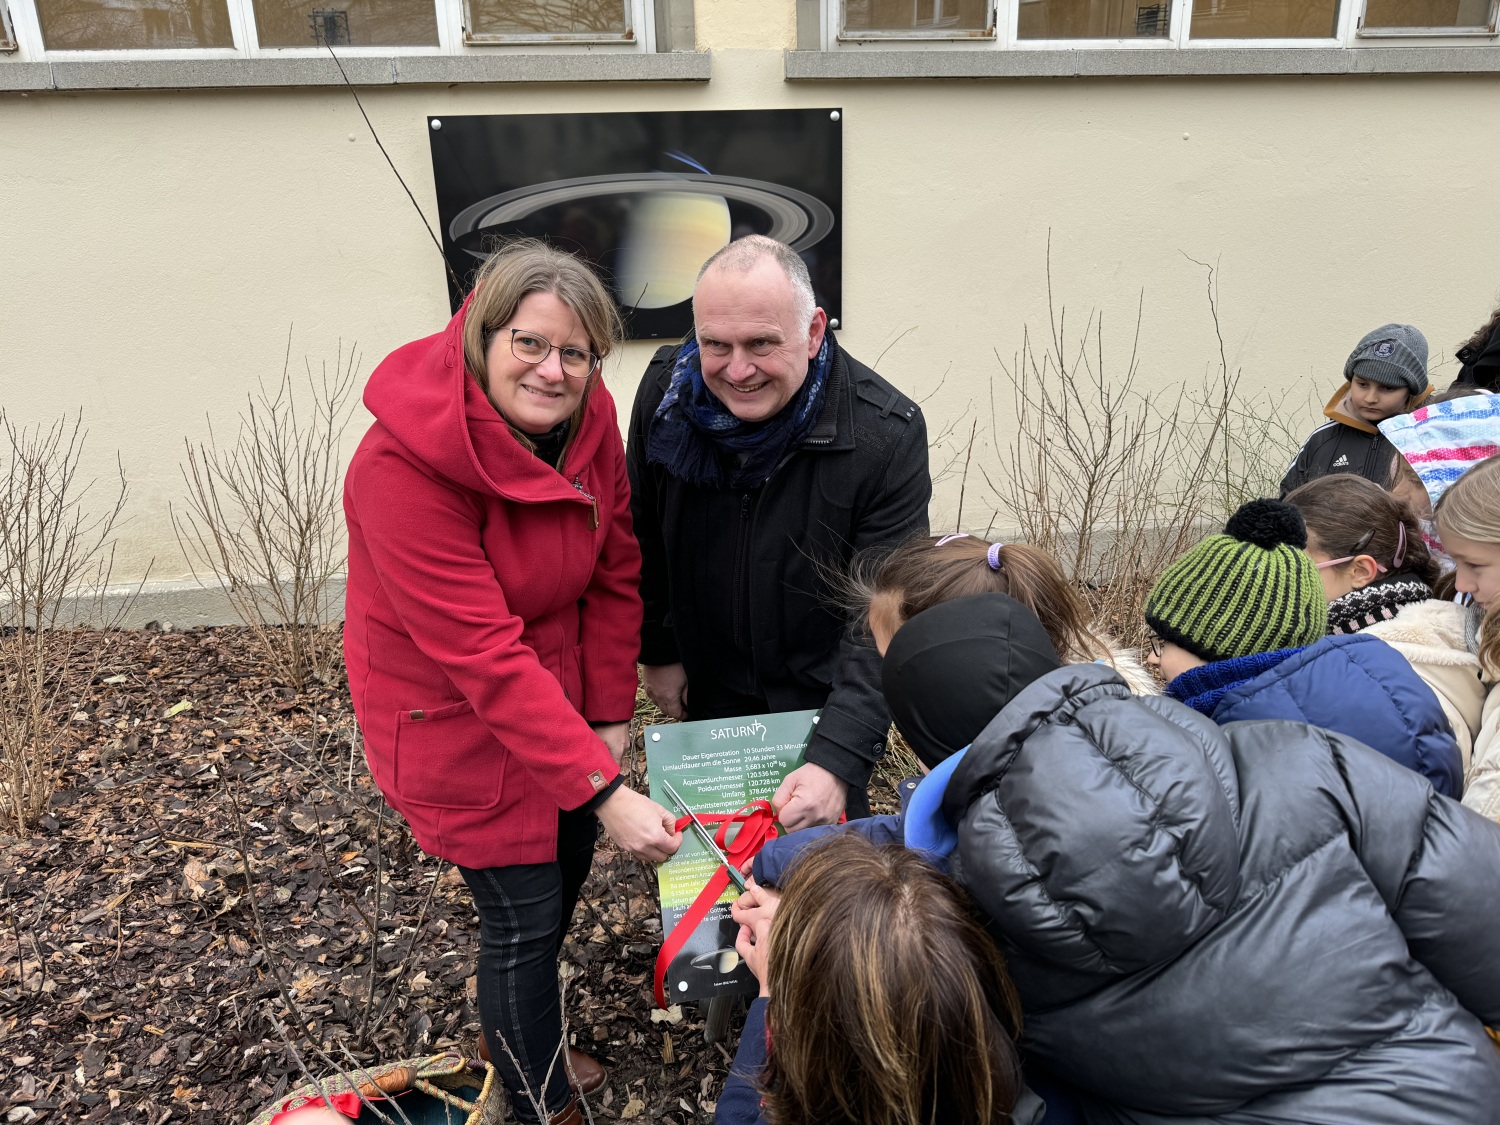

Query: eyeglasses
<box><xmin>1311</xmin><ymin>528</ymin><xmax>1392</xmax><ymax>574</ymax></box>
<box><xmin>1147</xmin><ymin>632</ymin><xmax>1163</xmax><ymax>659</ymax></box>
<box><xmin>508</xmin><ymin>329</ymin><xmax>599</xmax><ymax>380</ymax></box>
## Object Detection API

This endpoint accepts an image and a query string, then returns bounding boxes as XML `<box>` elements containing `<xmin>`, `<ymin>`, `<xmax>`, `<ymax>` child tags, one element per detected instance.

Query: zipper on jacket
<box><xmin>731</xmin><ymin>492</ymin><xmax>751</xmax><ymax>653</ymax></box>
<box><xmin>572</xmin><ymin>476</ymin><xmax>600</xmax><ymax>530</ymax></box>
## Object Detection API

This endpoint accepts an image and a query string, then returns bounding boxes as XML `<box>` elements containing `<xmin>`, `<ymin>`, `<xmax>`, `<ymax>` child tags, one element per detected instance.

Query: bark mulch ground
<box><xmin>2</xmin><ymin>627</ymin><xmax>901</xmax><ymax>1124</ymax></box>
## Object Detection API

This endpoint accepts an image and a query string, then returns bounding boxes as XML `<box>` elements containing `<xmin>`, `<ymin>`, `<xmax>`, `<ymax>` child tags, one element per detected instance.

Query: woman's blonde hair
<box><xmin>460</xmin><ymin>239</ymin><xmax>623</xmax><ymax>461</ymax></box>
<box><xmin>761</xmin><ymin>834</ymin><xmax>1023</xmax><ymax>1125</ymax></box>
<box><xmin>848</xmin><ymin>534</ymin><xmax>1107</xmax><ymax>664</ymax></box>
<box><xmin>1435</xmin><ymin>453</ymin><xmax>1500</xmax><ymax>677</ymax></box>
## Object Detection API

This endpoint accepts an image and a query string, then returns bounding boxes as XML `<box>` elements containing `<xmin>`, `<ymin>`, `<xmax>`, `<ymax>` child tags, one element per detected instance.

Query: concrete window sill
<box><xmin>783</xmin><ymin>45</ymin><xmax>1500</xmax><ymax>80</ymax></box>
<box><xmin>0</xmin><ymin>50</ymin><xmax>711</xmax><ymax>92</ymax></box>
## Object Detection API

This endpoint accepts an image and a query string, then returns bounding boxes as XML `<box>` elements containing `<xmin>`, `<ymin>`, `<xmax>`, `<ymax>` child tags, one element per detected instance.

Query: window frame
<box><xmin>1</xmin><ymin>3</ymin><xmax>18</xmax><ymax>51</ymax></box>
<box><xmin>834</xmin><ymin>0</ymin><xmax>996</xmax><ymax>43</ymax></box>
<box><xmin>1356</xmin><ymin>0</ymin><xmax>1498</xmax><ymax>38</ymax></box>
<box><xmin>821</xmin><ymin>0</ymin><xmax>1500</xmax><ymax>49</ymax></box>
<box><xmin>3</xmin><ymin>0</ymin><xmax>655</xmax><ymax>59</ymax></box>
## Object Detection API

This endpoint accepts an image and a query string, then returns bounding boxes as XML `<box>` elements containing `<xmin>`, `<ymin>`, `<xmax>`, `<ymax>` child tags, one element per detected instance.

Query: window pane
<box><xmin>36</xmin><ymin>0</ymin><xmax>233</xmax><ymax>48</ymax></box>
<box><xmin>1363</xmin><ymin>0</ymin><xmax>1492</xmax><ymax>27</ymax></box>
<box><xmin>1018</xmin><ymin>0</ymin><xmax>1173</xmax><ymax>38</ymax></box>
<box><xmin>466</xmin><ymin>0</ymin><xmax>629</xmax><ymax>38</ymax></box>
<box><xmin>1189</xmin><ymin>0</ymin><xmax>1340</xmax><ymax>37</ymax></box>
<box><xmin>252</xmin><ymin>0</ymin><xmax>438</xmax><ymax>46</ymax></box>
<box><xmin>842</xmin><ymin>0</ymin><xmax>992</xmax><ymax>34</ymax></box>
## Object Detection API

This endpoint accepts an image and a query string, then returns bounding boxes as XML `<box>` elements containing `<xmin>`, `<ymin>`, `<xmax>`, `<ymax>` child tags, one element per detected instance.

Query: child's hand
<box><xmin>734</xmin><ymin>915</ymin><xmax>774</xmax><ymax>998</ymax></box>
<box><xmin>732</xmin><ymin>878</ymin><xmax>781</xmax><ymax>998</ymax></box>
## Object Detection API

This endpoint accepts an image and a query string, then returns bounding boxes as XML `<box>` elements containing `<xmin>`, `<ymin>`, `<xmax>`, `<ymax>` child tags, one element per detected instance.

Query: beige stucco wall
<box><xmin>4</xmin><ymin>0</ymin><xmax>1499</xmax><ymax>617</ymax></box>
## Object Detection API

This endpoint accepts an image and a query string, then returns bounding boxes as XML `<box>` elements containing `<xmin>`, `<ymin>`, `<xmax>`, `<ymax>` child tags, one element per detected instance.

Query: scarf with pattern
<box><xmin>646</xmin><ymin>336</ymin><xmax>831</xmax><ymax>490</ymax></box>
<box><xmin>1326</xmin><ymin>577</ymin><xmax>1433</xmax><ymax>635</ymax></box>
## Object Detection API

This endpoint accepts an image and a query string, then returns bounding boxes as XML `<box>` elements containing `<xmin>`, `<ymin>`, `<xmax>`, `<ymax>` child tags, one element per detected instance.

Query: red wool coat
<box><xmin>343</xmin><ymin>303</ymin><xmax>643</xmax><ymax>869</ymax></box>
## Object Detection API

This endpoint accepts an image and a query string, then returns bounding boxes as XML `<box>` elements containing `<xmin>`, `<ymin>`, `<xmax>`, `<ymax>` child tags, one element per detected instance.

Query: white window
<box><xmin>3</xmin><ymin>0</ymin><xmax>652</xmax><ymax>57</ymax></box>
<box><xmin>1</xmin><ymin>2</ymin><xmax>19</xmax><ymax>49</ymax></box>
<box><xmin>829</xmin><ymin>0</ymin><xmax>1498</xmax><ymax>46</ymax></box>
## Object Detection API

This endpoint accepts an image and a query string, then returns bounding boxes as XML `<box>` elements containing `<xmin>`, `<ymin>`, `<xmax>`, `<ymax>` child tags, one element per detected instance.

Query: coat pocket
<box><xmin>392</xmin><ymin>701</ymin><xmax>504</xmax><ymax>810</ymax></box>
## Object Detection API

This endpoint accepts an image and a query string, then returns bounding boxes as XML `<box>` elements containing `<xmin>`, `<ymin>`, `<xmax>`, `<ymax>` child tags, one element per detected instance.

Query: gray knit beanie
<box><xmin>1344</xmin><ymin>324</ymin><xmax>1429</xmax><ymax>396</ymax></box>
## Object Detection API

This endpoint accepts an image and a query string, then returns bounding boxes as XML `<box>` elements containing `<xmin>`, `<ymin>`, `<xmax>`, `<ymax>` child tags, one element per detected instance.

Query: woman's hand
<box><xmin>592</xmin><ymin>721</ymin><xmax>631</xmax><ymax>765</ymax></box>
<box><xmin>731</xmin><ymin>878</ymin><xmax>781</xmax><ymax>998</ymax></box>
<box><xmin>596</xmin><ymin>786</ymin><xmax>682</xmax><ymax>863</ymax></box>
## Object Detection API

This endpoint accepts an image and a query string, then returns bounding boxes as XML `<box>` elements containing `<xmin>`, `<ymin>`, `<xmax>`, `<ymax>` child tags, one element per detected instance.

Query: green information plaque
<box><xmin>645</xmin><ymin>709</ymin><xmax>819</xmax><ymax>1003</ymax></box>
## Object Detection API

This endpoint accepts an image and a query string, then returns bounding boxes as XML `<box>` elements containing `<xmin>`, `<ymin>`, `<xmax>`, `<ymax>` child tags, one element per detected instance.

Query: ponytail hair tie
<box><xmin>987</xmin><ymin>542</ymin><xmax>1004</xmax><ymax>571</ymax></box>
<box><xmin>1392</xmin><ymin>521</ymin><xmax>1407</xmax><ymax>569</ymax></box>
<box><xmin>936</xmin><ymin>533</ymin><xmax>970</xmax><ymax>547</ymax></box>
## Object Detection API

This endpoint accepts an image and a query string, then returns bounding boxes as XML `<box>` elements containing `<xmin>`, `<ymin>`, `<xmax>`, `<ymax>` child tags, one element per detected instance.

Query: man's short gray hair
<box><xmin>696</xmin><ymin>235</ymin><xmax>818</xmax><ymax>334</ymax></box>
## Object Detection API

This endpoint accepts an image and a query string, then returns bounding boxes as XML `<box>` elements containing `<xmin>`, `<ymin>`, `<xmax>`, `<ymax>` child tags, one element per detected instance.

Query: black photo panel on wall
<box><xmin>428</xmin><ymin>108</ymin><xmax>843</xmax><ymax>340</ymax></box>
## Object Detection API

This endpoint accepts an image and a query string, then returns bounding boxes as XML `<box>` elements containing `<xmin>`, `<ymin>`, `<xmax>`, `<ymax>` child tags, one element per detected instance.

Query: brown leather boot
<box><xmin>563</xmin><ymin>1047</ymin><xmax>606</xmax><ymax>1095</ymax></box>
<box><xmin>546</xmin><ymin>1097</ymin><xmax>584</xmax><ymax>1125</ymax></box>
<box><xmin>477</xmin><ymin>1036</ymin><xmax>606</xmax><ymax>1096</ymax></box>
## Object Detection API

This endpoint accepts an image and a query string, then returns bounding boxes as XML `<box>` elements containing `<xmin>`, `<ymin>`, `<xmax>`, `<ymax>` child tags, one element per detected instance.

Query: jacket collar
<box><xmin>1322</xmin><ymin>380</ymin><xmax>1433</xmax><ymax>436</ymax></box>
<box><xmin>803</xmin><ymin>331</ymin><xmax>855</xmax><ymax>452</ymax></box>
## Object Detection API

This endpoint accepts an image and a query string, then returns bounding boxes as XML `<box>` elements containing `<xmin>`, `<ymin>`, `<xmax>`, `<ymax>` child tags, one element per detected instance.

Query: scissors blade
<box><xmin>662</xmin><ymin>779</ymin><xmax>748</xmax><ymax>892</ymax></box>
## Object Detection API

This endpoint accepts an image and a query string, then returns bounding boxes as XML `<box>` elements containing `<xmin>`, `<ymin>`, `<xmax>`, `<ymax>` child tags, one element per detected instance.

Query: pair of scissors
<box><xmin>661</xmin><ymin>779</ymin><xmax>749</xmax><ymax>893</ymax></box>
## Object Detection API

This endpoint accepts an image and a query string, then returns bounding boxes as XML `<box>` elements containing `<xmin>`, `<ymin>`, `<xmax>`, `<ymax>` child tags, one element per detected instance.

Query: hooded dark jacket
<box><xmin>946</xmin><ymin>663</ymin><xmax>1500</xmax><ymax>1124</ymax></box>
<box><xmin>627</xmin><ymin>334</ymin><xmax>929</xmax><ymax>794</ymax></box>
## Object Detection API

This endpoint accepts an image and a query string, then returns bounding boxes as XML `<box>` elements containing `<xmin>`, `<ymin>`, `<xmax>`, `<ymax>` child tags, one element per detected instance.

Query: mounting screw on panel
<box><xmin>829</xmin><ymin>111</ymin><xmax>841</xmax><ymax>122</ymax></box>
<box><xmin>431</xmin><ymin>119</ymin><xmax>443</xmax><ymax>130</ymax></box>
<box><xmin>828</xmin><ymin>319</ymin><xmax>840</xmax><ymax>329</ymax></box>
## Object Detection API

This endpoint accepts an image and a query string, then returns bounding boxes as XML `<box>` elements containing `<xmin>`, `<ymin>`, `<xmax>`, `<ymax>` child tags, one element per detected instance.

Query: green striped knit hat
<box><xmin>1145</xmin><ymin>499</ymin><xmax>1328</xmax><ymax>664</ymax></box>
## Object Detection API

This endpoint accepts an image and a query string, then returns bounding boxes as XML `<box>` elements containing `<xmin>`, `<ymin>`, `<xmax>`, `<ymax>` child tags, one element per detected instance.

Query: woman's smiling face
<box><xmin>483</xmin><ymin>291</ymin><xmax>592</xmax><ymax>434</ymax></box>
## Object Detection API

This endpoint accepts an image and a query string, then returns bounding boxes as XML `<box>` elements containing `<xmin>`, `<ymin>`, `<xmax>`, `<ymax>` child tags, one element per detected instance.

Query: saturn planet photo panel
<box><xmin>427</xmin><ymin>108</ymin><xmax>843</xmax><ymax>339</ymax></box>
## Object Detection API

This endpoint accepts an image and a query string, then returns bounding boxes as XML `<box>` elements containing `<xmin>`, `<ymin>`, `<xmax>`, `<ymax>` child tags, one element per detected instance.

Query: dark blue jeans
<box><xmin>459</xmin><ymin>807</ymin><xmax>599</xmax><ymax>1122</ymax></box>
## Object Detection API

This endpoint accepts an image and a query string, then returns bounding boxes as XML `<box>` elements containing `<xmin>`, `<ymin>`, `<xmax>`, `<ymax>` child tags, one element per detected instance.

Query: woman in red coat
<box><xmin>344</xmin><ymin>241</ymin><xmax>681</xmax><ymax>1125</ymax></box>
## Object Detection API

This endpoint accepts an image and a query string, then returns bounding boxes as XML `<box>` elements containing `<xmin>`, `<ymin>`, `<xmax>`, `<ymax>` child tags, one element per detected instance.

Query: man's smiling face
<box><xmin>693</xmin><ymin>256</ymin><xmax>826</xmax><ymax>424</ymax></box>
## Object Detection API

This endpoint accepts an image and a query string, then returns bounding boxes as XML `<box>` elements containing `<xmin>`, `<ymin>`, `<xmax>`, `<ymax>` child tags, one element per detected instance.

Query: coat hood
<box><xmin>362</xmin><ymin>297</ymin><xmax>613</xmax><ymax>505</ymax></box>
<box><xmin>883</xmin><ymin>593</ymin><xmax>1061</xmax><ymax>770</ymax></box>
<box><xmin>944</xmin><ymin>663</ymin><xmax>1242</xmax><ymax>975</ymax></box>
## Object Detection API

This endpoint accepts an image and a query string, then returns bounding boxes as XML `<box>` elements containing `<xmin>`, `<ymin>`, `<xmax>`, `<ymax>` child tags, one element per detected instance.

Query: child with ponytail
<box><xmin>1287</xmin><ymin>474</ymin><xmax>1487</xmax><ymax>766</ymax></box>
<box><xmin>855</xmin><ymin>534</ymin><xmax>1157</xmax><ymax>695</ymax></box>
<box><xmin>1434</xmin><ymin>454</ymin><xmax>1500</xmax><ymax>819</ymax></box>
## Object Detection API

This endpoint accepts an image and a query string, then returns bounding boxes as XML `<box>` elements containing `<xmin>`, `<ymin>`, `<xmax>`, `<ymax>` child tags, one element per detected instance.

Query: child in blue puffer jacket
<box><xmin>1144</xmin><ymin>498</ymin><xmax>1463</xmax><ymax>797</ymax></box>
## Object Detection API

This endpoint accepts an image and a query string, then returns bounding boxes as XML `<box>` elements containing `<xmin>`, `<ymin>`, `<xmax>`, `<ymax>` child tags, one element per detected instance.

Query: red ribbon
<box><xmin>270</xmin><ymin>1091</ymin><xmax>370</xmax><ymax>1121</ymax></box>
<box><xmin>653</xmin><ymin>799</ymin><xmax>780</xmax><ymax>1009</ymax></box>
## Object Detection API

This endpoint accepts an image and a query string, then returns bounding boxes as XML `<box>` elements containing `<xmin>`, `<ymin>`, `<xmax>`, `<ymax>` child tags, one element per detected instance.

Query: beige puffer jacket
<box><xmin>1362</xmin><ymin>600</ymin><xmax>1487</xmax><ymax>772</ymax></box>
<box><xmin>1459</xmin><ymin>605</ymin><xmax>1500</xmax><ymax>820</ymax></box>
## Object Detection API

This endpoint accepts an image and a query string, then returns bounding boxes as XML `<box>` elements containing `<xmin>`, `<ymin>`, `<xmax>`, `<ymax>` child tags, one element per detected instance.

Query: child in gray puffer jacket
<box><xmin>942</xmin><ymin>627</ymin><xmax>1500</xmax><ymax>1122</ymax></box>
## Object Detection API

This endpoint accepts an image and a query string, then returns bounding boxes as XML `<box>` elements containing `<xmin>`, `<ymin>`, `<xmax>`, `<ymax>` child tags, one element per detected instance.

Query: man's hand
<box><xmin>596</xmin><ymin>786</ymin><xmax>682</xmax><ymax>863</ymax></box>
<box><xmin>591</xmin><ymin>721</ymin><xmax>631</xmax><ymax>765</ymax></box>
<box><xmin>731</xmin><ymin>878</ymin><xmax>781</xmax><ymax>997</ymax></box>
<box><xmin>772</xmin><ymin>762</ymin><xmax>848</xmax><ymax>832</ymax></box>
<box><xmin>641</xmin><ymin>663</ymin><xmax>689</xmax><ymax>720</ymax></box>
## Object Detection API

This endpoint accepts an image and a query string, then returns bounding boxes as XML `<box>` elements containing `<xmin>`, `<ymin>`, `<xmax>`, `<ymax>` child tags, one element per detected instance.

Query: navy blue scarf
<box><xmin>1166</xmin><ymin>647</ymin><xmax>1305</xmax><ymax>717</ymax></box>
<box><xmin>646</xmin><ymin>336</ymin><xmax>832</xmax><ymax>490</ymax></box>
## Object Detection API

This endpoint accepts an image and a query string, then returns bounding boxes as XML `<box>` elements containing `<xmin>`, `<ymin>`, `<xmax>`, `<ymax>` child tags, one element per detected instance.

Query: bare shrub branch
<box><xmin>0</xmin><ymin>410</ymin><xmax>130</xmax><ymax>830</ymax></box>
<box><xmin>991</xmin><ymin>252</ymin><xmax>1301</xmax><ymax>648</ymax></box>
<box><xmin>174</xmin><ymin>335</ymin><xmax>360</xmax><ymax>691</ymax></box>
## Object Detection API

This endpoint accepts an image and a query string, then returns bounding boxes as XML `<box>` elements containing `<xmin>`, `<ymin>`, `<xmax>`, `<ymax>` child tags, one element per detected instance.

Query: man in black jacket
<box><xmin>627</xmin><ymin>236</ymin><xmax>930</xmax><ymax>827</ymax></box>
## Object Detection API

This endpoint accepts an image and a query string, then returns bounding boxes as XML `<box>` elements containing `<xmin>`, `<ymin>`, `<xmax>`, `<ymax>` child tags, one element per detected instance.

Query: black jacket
<box><xmin>1457</xmin><ymin>323</ymin><xmax>1500</xmax><ymax>391</ymax></box>
<box><xmin>947</xmin><ymin>663</ymin><xmax>1500</xmax><ymax>1124</ymax></box>
<box><xmin>1278</xmin><ymin>382</ymin><xmax>1429</xmax><ymax>498</ymax></box>
<box><xmin>626</xmin><ymin>334</ymin><xmax>930</xmax><ymax>791</ymax></box>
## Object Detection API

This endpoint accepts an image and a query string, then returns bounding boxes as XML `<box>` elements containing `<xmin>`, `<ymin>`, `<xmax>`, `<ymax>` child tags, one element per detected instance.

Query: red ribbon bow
<box><xmin>653</xmin><ymin>799</ymin><xmax>779</xmax><ymax>1009</ymax></box>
